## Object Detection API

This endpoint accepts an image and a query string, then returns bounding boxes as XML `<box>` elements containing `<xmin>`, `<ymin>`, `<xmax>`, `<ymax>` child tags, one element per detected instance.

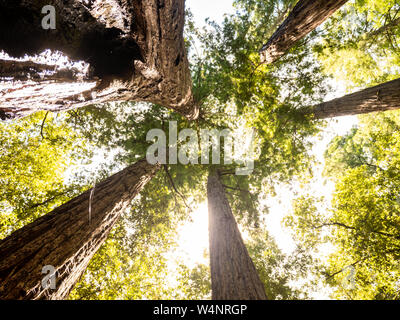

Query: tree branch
<box><xmin>311</xmin><ymin>78</ymin><xmax>400</xmax><ymax>119</ymax></box>
<box><xmin>163</xmin><ymin>165</ymin><xmax>192</xmax><ymax>212</ymax></box>
<box><xmin>325</xmin><ymin>258</ymin><xmax>366</xmax><ymax>281</ymax></box>
<box><xmin>40</xmin><ymin>111</ymin><xmax>50</xmax><ymax>140</ymax></box>
<box><xmin>260</xmin><ymin>0</ymin><xmax>349</xmax><ymax>64</ymax></box>
<box><xmin>313</xmin><ymin>221</ymin><xmax>400</xmax><ymax>240</ymax></box>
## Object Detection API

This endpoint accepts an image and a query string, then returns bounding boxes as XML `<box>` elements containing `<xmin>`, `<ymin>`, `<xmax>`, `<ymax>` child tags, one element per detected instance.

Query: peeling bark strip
<box><xmin>0</xmin><ymin>160</ymin><xmax>159</xmax><ymax>300</ymax></box>
<box><xmin>0</xmin><ymin>0</ymin><xmax>199</xmax><ymax>120</ymax></box>
<box><xmin>312</xmin><ymin>78</ymin><xmax>400</xmax><ymax>119</ymax></box>
<box><xmin>260</xmin><ymin>0</ymin><xmax>348</xmax><ymax>64</ymax></box>
<box><xmin>0</xmin><ymin>59</ymin><xmax>89</xmax><ymax>82</ymax></box>
<box><xmin>207</xmin><ymin>173</ymin><xmax>267</xmax><ymax>300</ymax></box>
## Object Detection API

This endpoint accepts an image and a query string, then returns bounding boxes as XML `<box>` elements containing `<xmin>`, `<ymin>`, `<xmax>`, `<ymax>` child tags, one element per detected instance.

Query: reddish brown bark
<box><xmin>0</xmin><ymin>0</ymin><xmax>199</xmax><ymax>120</ymax></box>
<box><xmin>312</xmin><ymin>78</ymin><xmax>400</xmax><ymax>119</ymax></box>
<box><xmin>0</xmin><ymin>159</ymin><xmax>159</xmax><ymax>300</ymax></box>
<box><xmin>260</xmin><ymin>0</ymin><xmax>348</xmax><ymax>64</ymax></box>
<box><xmin>207</xmin><ymin>172</ymin><xmax>267</xmax><ymax>300</ymax></box>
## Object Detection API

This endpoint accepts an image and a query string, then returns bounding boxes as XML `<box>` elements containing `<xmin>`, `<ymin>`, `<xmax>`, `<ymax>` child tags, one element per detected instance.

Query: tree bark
<box><xmin>0</xmin><ymin>159</ymin><xmax>159</xmax><ymax>300</ymax></box>
<box><xmin>207</xmin><ymin>172</ymin><xmax>267</xmax><ymax>300</ymax></box>
<box><xmin>312</xmin><ymin>78</ymin><xmax>400</xmax><ymax>119</ymax></box>
<box><xmin>260</xmin><ymin>0</ymin><xmax>348</xmax><ymax>64</ymax></box>
<box><xmin>0</xmin><ymin>0</ymin><xmax>199</xmax><ymax>120</ymax></box>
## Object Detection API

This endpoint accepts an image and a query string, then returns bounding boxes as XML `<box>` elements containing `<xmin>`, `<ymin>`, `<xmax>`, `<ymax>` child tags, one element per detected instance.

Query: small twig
<box><xmin>325</xmin><ymin>258</ymin><xmax>368</xmax><ymax>280</ymax></box>
<box><xmin>163</xmin><ymin>170</ymin><xmax>179</xmax><ymax>211</ymax></box>
<box><xmin>29</xmin><ymin>190</ymin><xmax>71</xmax><ymax>209</ymax></box>
<box><xmin>40</xmin><ymin>111</ymin><xmax>50</xmax><ymax>140</ymax></box>
<box><xmin>218</xmin><ymin>168</ymin><xmax>236</xmax><ymax>176</ymax></box>
<box><xmin>163</xmin><ymin>165</ymin><xmax>192</xmax><ymax>212</ymax></box>
<box><xmin>249</xmin><ymin>61</ymin><xmax>264</xmax><ymax>78</ymax></box>
<box><xmin>221</xmin><ymin>184</ymin><xmax>249</xmax><ymax>193</ymax></box>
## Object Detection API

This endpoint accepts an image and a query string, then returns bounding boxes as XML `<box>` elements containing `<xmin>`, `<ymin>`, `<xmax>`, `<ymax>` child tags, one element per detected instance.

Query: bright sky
<box><xmin>172</xmin><ymin>0</ymin><xmax>359</xmax><ymax>300</ymax></box>
<box><xmin>186</xmin><ymin>0</ymin><xmax>235</xmax><ymax>26</ymax></box>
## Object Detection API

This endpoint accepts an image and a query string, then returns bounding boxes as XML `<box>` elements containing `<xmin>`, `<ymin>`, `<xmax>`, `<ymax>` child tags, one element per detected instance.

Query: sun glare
<box><xmin>175</xmin><ymin>202</ymin><xmax>210</xmax><ymax>267</ymax></box>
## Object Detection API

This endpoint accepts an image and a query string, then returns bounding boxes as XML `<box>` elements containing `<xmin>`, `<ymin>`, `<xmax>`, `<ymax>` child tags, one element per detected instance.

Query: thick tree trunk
<box><xmin>207</xmin><ymin>172</ymin><xmax>267</xmax><ymax>300</ymax></box>
<box><xmin>312</xmin><ymin>78</ymin><xmax>400</xmax><ymax>119</ymax></box>
<box><xmin>0</xmin><ymin>159</ymin><xmax>159</xmax><ymax>300</ymax></box>
<box><xmin>260</xmin><ymin>0</ymin><xmax>348</xmax><ymax>64</ymax></box>
<box><xmin>0</xmin><ymin>0</ymin><xmax>199</xmax><ymax>120</ymax></box>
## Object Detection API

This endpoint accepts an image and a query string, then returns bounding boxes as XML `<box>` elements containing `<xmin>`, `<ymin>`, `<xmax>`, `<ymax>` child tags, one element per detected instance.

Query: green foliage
<box><xmin>182</xmin><ymin>0</ymin><xmax>331</xmax><ymax>231</ymax></box>
<box><xmin>286</xmin><ymin>112</ymin><xmax>400</xmax><ymax>299</ymax></box>
<box><xmin>189</xmin><ymin>0</ymin><xmax>328</xmax><ymax>185</ymax></box>
<box><xmin>7</xmin><ymin>0</ymin><xmax>400</xmax><ymax>301</ymax></box>
<box><xmin>0</xmin><ymin>111</ymin><xmax>90</xmax><ymax>239</ymax></box>
<box><xmin>171</xmin><ymin>229</ymin><xmax>315</xmax><ymax>300</ymax></box>
<box><xmin>246</xmin><ymin>230</ymin><xmax>314</xmax><ymax>300</ymax></box>
<box><xmin>69</xmin><ymin>182</ymin><xmax>177</xmax><ymax>300</ymax></box>
<box><xmin>314</xmin><ymin>0</ymin><xmax>400</xmax><ymax>90</ymax></box>
<box><xmin>282</xmin><ymin>0</ymin><xmax>400</xmax><ymax>299</ymax></box>
<box><xmin>173</xmin><ymin>263</ymin><xmax>212</xmax><ymax>300</ymax></box>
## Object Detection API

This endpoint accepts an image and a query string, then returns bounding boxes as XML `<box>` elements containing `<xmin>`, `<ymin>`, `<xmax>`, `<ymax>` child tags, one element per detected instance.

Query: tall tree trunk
<box><xmin>260</xmin><ymin>0</ymin><xmax>348</xmax><ymax>64</ymax></box>
<box><xmin>0</xmin><ymin>0</ymin><xmax>199</xmax><ymax>120</ymax></box>
<box><xmin>0</xmin><ymin>159</ymin><xmax>159</xmax><ymax>300</ymax></box>
<box><xmin>312</xmin><ymin>78</ymin><xmax>400</xmax><ymax>119</ymax></box>
<box><xmin>207</xmin><ymin>172</ymin><xmax>267</xmax><ymax>300</ymax></box>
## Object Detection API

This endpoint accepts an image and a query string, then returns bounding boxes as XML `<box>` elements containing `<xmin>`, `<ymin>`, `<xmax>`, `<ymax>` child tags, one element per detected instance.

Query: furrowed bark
<box><xmin>260</xmin><ymin>0</ymin><xmax>348</xmax><ymax>64</ymax></box>
<box><xmin>312</xmin><ymin>78</ymin><xmax>400</xmax><ymax>119</ymax></box>
<box><xmin>0</xmin><ymin>159</ymin><xmax>159</xmax><ymax>300</ymax></box>
<box><xmin>0</xmin><ymin>0</ymin><xmax>199</xmax><ymax>120</ymax></box>
<box><xmin>207</xmin><ymin>172</ymin><xmax>267</xmax><ymax>300</ymax></box>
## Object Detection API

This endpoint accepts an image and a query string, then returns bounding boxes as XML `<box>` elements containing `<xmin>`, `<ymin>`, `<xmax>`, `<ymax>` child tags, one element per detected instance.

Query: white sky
<box><xmin>186</xmin><ymin>0</ymin><xmax>235</xmax><ymax>26</ymax></box>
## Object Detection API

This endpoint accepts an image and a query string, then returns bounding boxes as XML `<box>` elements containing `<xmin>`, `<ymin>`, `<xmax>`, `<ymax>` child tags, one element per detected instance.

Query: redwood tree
<box><xmin>312</xmin><ymin>78</ymin><xmax>400</xmax><ymax>119</ymax></box>
<box><xmin>3</xmin><ymin>0</ymin><xmax>400</xmax><ymax>302</ymax></box>
<box><xmin>0</xmin><ymin>159</ymin><xmax>159</xmax><ymax>300</ymax></box>
<box><xmin>0</xmin><ymin>0</ymin><xmax>199</xmax><ymax>120</ymax></box>
<box><xmin>260</xmin><ymin>0</ymin><xmax>348</xmax><ymax>64</ymax></box>
<box><xmin>207</xmin><ymin>171</ymin><xmax>267</xmax><ymax>300</ymax></box>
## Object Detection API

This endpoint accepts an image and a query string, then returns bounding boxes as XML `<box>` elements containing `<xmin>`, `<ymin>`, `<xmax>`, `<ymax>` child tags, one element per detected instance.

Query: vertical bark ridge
<box><xmin>312</xmin><ymin>78</ymin><xmax>400</xmax><ymax>119</ymax></box>
<box><xmin>207</xmin><ymin>172</ymin><xmax>267</xmax><ymax>300</ymax></box>
<box><xmin>260</xmin><ymin>0</ymin><xmax>348</xmax><ymax>64</ymax></box>
<box><xmin>0</xmin><ymin>159</ymin><xmax>159</xmax><ymax>300</ymax></box>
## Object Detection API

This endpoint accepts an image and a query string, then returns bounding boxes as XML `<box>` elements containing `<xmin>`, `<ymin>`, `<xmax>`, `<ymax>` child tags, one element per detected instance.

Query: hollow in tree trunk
<box><xmin>0</xmin><ymin>0</ymin><xmax>199</xmax><ymax>120</ymax></box>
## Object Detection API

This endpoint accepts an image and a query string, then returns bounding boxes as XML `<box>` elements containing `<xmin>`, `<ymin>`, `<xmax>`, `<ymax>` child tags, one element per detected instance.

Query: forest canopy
<box><xmin>0</xmin><ymin>0</ymin><xmax>399</xmax><ymax>300</ymax></box>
